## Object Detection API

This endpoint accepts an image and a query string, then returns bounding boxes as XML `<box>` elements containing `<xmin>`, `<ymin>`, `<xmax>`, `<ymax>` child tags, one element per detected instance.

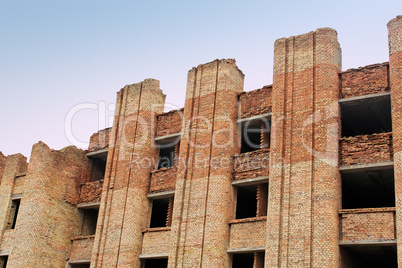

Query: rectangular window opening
<box><xmin>342</xmin><ymin>168</ymin><xmax>395</xmax><ymax>209</ymax></box>
<box><xmin>69</xmin><ymin>263</ymin><xmax>90</xmax><ymax>268</ymax></box>
<box><xmin>240</xmin><ymin>121</ymin><xmax>270</xmax><ymax>154</ymax></box>
<box><xmin>8</xmin><ymin>198</ymin><xmax>21</xmax><ymax>230</ymax></box>
<box><xmin>157</xmin><ymin>141</ymin><xmax>179</xmax><ymax>169</ymax></box>
<box><xmin>81</xmin><ymin>208</ymin><xmax>99</xmax><ymax>236</ymax></box>
<box><xmin>341</xmin><ymin>244</ymin><xmax>396</xmax><ymax>268</ymax></box>
<box><xmin>143</xmin><ymin>258</ymin><xmax>168</xmax><ymax>268</ymax></box>
<box><xmin>235</xmin><ymin>183</ymin><xmax>268</xmax><ymax>220</ymax></box>
<box><xmin>150</xmin><ymin>197</ymin><xmax>174</xmax><ymax>228</ymax></box>
<box><xmin>0</xmin><ymin>255</ymin><xmax>8</xmax><ymax>268</ymax></box>
<box><xmin>88</xmin><ymin>156</ymin><xmax>106</xmax><ymax>182</ymax></box>
<box><xmin>232</xmin><ymin>252</ymin><xmax>265</xmax><ymax>268</ymax></box>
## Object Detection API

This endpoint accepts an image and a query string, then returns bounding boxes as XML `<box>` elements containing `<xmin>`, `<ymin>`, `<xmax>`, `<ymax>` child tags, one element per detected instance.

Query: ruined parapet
<box><xmin>88</xmin><ymin>128</ymin><xmax>112</xmax><ymax>152</ymax></box>
<box><xmin>0</xmin><ymin>152</ymin><xmax>7</xmax><ymax>185</ymax></box>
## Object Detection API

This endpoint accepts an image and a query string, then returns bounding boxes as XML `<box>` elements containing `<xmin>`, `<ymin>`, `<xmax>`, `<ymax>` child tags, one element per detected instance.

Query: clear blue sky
<box><xmin>1</xmin><ymin>0</ymin><xmax>401</xmax><ymax>159</ymax></box>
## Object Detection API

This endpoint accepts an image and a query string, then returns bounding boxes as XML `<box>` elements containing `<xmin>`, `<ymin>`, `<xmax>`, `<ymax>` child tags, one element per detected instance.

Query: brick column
<box><xmin>91</xmin><ymin>79</ymin><xmax>165</xmax><ymax>267</ymax></box>
<box><xmin>267</xmin><ymin>28</ymin><xmax>341</xmax><ymax>267</ymax></box>
<box><xmin>168</xmin><ymin>59</ymin><xmax>244</xmax><ymax>267</ymax></box>
<box><xmin>388</xmin><ymin>15</ymin><xmax>402</xmax><ymax>267</ymax></box>
<box><xmin>0</xmin><ymin>154</ymin><xmax>27</xmax><ymax>248</ymax></box>
<box><xmin>3</xmin><ymin>143</ymin><xmax>85</xmax><ymax>267</ymax></box>
<box><xmin>0</xmin><ymin>152</ymin><xmax>6</xmax><ymax>184</ymax></box>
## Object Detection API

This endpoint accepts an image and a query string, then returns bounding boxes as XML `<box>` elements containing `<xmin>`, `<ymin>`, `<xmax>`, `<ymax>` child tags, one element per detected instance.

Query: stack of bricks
<box><xmin>340</xmin><ymin>132</ymin><xmax>393</xmax><ymax>166</ymax></box>
<box><xmin>341</xmin><ymin>62</ymin><xmax>390</xmax><ymax>99</ymax></box>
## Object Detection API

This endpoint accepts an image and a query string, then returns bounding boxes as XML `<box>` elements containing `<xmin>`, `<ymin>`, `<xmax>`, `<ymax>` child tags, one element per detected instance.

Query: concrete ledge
<box><xmin>86</xmin><ymin>148</ymin><xmax>108</xmax><ymax>158</ymax></box>
<box><xmin>68</xmin><ymin>259</ymin><xmax>91</xmax><ymax>264</ymax></box>
<box><xmin>232</xmin><ymin>176</ymin><xmax>269</xmax><ymax>186</ymax></box>
<box><xmin>339</xmin><ymin>91</ymin><xmax>390</xmax><ymax>103</ymax></box>
<box><xmin>155</xmin><ymin>133</ymin><xmax>181</xmax><ymax>143</ymax></box>
<box><xmin>237</xmin><ymin>113</ymin><xmax>272</xmax><ymax>124</ymax></box>
<box><xmin>339</xmin><ymin>161</ymin><xmax>394</xmax><ymax>172</ymax></box>
<box><xmin>0</xmin><ymin>250</ymin><xmax>10</xmax><ymax>256</ymax></box>
<box><xmin>227</xmin><ymin>247</ymin><xmax>265</xmax><ymax>253</ymax></box>
<box><xmin>147</xmin><ymin>190</ymin><xmax>175</xmax><ymax>199</ymax></box>
<box><xmin>339</xmin><ymin>240</ymin><xmax>396</xmax><ymax>246</ymax></box>
<box><xmin>139</xmin><ymin>253</ymin><xmax>169</xmax><ymax>259</ymax></box>
<box><xmin>11</xmin><ymin>193</ymin><xmax>22</xmax><ymax>200</ymax></box>
<box><xmin>77</xmin><ymin>202</ymin><xmax>100</xmax><ymax>209</ymax></box>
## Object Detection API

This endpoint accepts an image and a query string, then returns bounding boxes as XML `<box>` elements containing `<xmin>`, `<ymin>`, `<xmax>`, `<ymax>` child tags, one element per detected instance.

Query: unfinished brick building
<box><xmin>0</xmin><ymin>15</ymin><xmax>401</xmax><ymax>268</ymax></box>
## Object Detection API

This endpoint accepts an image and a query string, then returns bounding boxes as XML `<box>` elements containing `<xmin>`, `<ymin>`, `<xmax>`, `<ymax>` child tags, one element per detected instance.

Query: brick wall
<box><xmin>228</xmin><ymin>218</ymin><xmax>266</xmax><ymax>249</ymax></box>
<box><xmin>156</xmin><ymin>109</ymin><xmax>183</xmax><ymax>137</ymax></box>
<box><xmin>79</xmin><ymin>180</ymin><xmax>103</xmax><ymax>204</ymax></box>
<box><xmin>340</xmin><ymin>208</ymin><xmax>396</xmax><ymax>241</ymax></box>
<box><xmin>341</xmin><ymin>63</ymin><xmax>389</xmax><ymax>99</ymax></box>
<box><xmin>238</xmin><ymin>86</ymin><xmax>272</xmax><ymax>118</ymax></box>
<box><xmin>88</xmin><ymin>128</ymin><xmax>111</xmax><ymax>152</ymax></box>
<box><xmin>149</xmin><ymin>167</ymin><xmax>177</xmax><ymax>193</ymax></box>
<box><xmin>340</xmin><ymin>132</ymin><xmax>393</xmax><ymax>166</ymax></box>
<box><xmin>69</xmin><ymin>236</ymin><xmax>95</xmax><ymax>261</ymax></box>
<box><xmin>234</xmin><ymin>148</ymin><xmax>270</xmax><ymax>173</ymax></box>
<box><xmin>141</xmin><ymin>228</ymin><xmax>171</xmax><ymax>255</ymax></box>
<box><xmin>0</xmin><ymin>152</ymin><xmax>6</xmax><ymax>184</ymax></box>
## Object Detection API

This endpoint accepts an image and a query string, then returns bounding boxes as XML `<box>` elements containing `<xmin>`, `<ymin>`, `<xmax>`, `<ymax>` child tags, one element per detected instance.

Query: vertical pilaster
<box><xmin>168</xmin><ymin>59</ymin><xmax>244</xmax><ymax>267</ymax></box>
<box><xmin>91</xmin><ymin>79</ymin><xmax>166</xmax><ymax>267</ymax></box>
<box><xmin>388</xmin><ymin>15</ymin><xmax>402</xmax><ymax>267</ymax></box>
<box><xmin>267</xmin><ymin>28</ymin><xmax>341</xmax><ymax>267</ymax></box>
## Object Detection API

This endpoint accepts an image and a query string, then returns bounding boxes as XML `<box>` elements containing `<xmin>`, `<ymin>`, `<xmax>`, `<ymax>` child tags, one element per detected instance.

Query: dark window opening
<box><xmin>240</xmin><ymin>121</ymin><xmax>270</xmax><ymax>154</ymax></box>
<box><xmin>69</xmin><ymin>264</ymin><xmax>90</xmax><ymax>268</ymax></box>
<box><xmin>143</xmin><ymin>258</ymin><xmax>168</xmax><ymax>268</ymax></box>
<box><xmin>8</xmin><ymin>198</ymin><xmax>20</xmax><ymax>229</ymax></box>
<box><xmin>256</xmin><ymin>183</ymin><xmax>268</xmax><ymax>217</ymax></box>
<box><xmin>341</xmin><ymin>95</ymin><xmax>392</xmax><ymax>137</ymax></box>
<box><xmin>150</xmin><ymin>198</ymin><xmax>173</xmax><ymax>228</ymax></box>
<box><xmin>157</xmin><ymin>143</ymin><xmax>178</xmax><ymax>169</ymax></box>
<box><xmin>89</xmin><ymin>157</ymin><xmax>106</xmax><ymax>182</ymax></box>
<box><xmin>236</xmin><ymin>185</ymin><xmax>257</xmax><ymax>219</ymax></box>
<box><xmin>81</xmin><ymin>208</ymin><xmax>99</xmax><ymax>236</ymax></box>
<box><xmin>0</xmin><ymin>255</ymin><xmax>8</xmax><ymax>268</ymax></box>
<box><xmin>342</xmin><ymin>168</ymin><xmax>395</xmax><ymax>209</ymax></box>
<box><xmin>232</xmin><ymin>252</ymin><xmax>264</xmax><ymax>268</ymax></box>
<box><xmin>341</xmin><ymin>244</ymin><xmax>397</xmax><ymax>268</ymax></box>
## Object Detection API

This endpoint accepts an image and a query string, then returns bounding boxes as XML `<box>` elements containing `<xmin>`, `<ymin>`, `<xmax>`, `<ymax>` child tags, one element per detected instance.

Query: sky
<box><xmin>1</xmin><ymin>0</ymin><xmax>402</xmax><ymax>159</ymax></box>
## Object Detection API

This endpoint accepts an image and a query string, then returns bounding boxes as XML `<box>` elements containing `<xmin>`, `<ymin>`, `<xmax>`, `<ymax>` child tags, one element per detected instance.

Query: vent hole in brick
<box><xmin>81</xmin><ymin>208</ymin><xmax>99</xmax><ymax>236</ymax></box>
<box><xmin>342</xmin><ymin>167</ymin><xmax>395</xmax><ymax>209</ymax></box>
<box><xmin>340</xmin><ymin>95</ymin><xmax>392</xmax><ymax>137</ymax></box>
<box><xmin>150</xmin><ymin>198</ymin><xmax>173</xmax><ymax>228</ymax></box>
<box><xmin>143</xmin><ymin>258</ymin><xmax>168</xmax><ymax>268</ymax></box>
<box><xmin>236</xmin><ymin>185</ymin><xmax>258</xmax><ymax>219</ymax></box>
<box><xmin>340</xmin><ymin>244</ymin><xmax>397</xmax><ymax>268</ymax></box>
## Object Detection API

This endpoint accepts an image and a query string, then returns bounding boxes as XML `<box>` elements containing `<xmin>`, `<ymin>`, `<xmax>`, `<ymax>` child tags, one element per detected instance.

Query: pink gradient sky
<box><xmin>1</xmin><ymin>0</ymin><xmax>401</xmax><ymax>159</ymax></box>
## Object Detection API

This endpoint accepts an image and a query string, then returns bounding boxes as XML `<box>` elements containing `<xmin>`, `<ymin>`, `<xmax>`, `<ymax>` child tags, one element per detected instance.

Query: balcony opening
<box><xmin>235</xmin><ymin>183</ymin><xmax>268</xmax><ymax>220</ymax></box>
<box><xmin>240</xmin><ymin>120</ymin><xmax>270</xmax><ymax>154</ymax></box>
<box><xmin>157</xmin><ymin>141</ymin><xmax>180</xmax><ymax>169</ymax></box>
<box><xmin>342</xmin><ymin>167</ymin><xmax>395</xmax><ymax>209</ymax></box>
<box><xmin>150</xmin><ymin>197</ymin><xmax>174</xmax><ymax>228</ymax></box>
<box><xmin>143</xmin><ymin>258</ymin><xmax>168</xmax><ymax>268</ymax></box>
<box><xmin>87</xmin><ymin>150</ymin><xmax>107</xmax><ymax>182</ymax></box>
<box><xmin>81</xmin><ymin>208</ymin><xmax>99</xmax><ymax>236</ymax></box>
<box><xmin>232</xmin><ymin>252</ymin><xmax>265</xmax><ymax>268</ymax></box>
<box><xmin>69</xmin><ymin>263</ymin><xmax>90</xmax><ymax>268</ymax></box>
<box><xmin>341</xmin><ymin>244</ymin><xmax>397</xmax><ymax>268</ymax></box>
<box><xmin>340</xmin><ymin>94</ymin><xmax>392</xmax><ymax>137</ymax></box>
<box><xmin>0</xmin><ymin>255</ymin><xmax>8</xmax><ymax>268</ymax></box>
<box><xmin>8</xmin><ymin>198</ymin><xmax>21</xmax><ymax>229</ymax></box>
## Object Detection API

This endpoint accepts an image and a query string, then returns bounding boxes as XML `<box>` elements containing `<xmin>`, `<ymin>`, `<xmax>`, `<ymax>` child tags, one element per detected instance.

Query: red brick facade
<box><xmin>0</xmin><ymin>15</ymin><xmax>401</xmax><ymax>268</ymax></box>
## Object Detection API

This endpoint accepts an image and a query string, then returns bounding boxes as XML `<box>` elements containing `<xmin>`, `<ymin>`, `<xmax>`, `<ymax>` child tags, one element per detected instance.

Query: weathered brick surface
<box><xmin>149</xmin><ymin>167</ymin><xmax>177</xmax><ymax>193</ymax></box>
<box><xmin>233</xmin><ymin>169</ymin><xmax>269</xmax><ymax>181</ymax></box>
<box><xmin>141</xmin><ymin>228</ymin><xmax>171</xmax><ymax>255</ymax></box>
<box><xmin>88</xmin><ymin>128</ymin><xmax>111</xmax><ymax>152</ymax></box>
<box><xmin>388</xmin><ymin>15</ymin><xmax>402</xmax><ymax>266</ymax></box>
<box><xmin>341</xmin><ymin>63</ymin><xmax>389</xmax><ymax>99</ymax></box>
<box><xmin>79</xmin><ymin>180</ymin><xmax>103</xmax><ymax>204</ymax></box>
<box><xmin>1</xmin><ymin>142</ymin><xmax>86</xmax><ymax>267</ymax></box>
<box><xmin>234</xmin><ymin>148</ymin><xmax>270</xmax><ymax>173</ymax></box>
<box><xmin>340</xmin><ymin>132</ymin><xmax>393</xmax><ymax>166</ymax></box>
<box><xmin>238</xmin><ymin>85</ymin><xmax>272</xmax><ymax>118</ymax></box>
<box><xmin>70</xmin><ymin>236</ymin><xmax>95</xmax><ymax>261</ymax></box>
<box><xmin>0</xmin><ymin>152</ymin><xmax>6</xmax><ymax>185</ymax></box>
<box><xmin>12</xmin><ymin>175</ymin><xmax>25</xmax><ymax>195</ymax></box>
<box><xmin>228</xmin><ymin>217</ymin><xmax>266</xmax><ymax>249</ymax></box>
<box><xmin>340</xmin><ymin>208</ymin><xmax>396</xmax><ymax>241</ymax></box>
<box><xmin>156</xmin><ymin>108</ymin><xmax>183</xmax><ymax>137</ymax></box>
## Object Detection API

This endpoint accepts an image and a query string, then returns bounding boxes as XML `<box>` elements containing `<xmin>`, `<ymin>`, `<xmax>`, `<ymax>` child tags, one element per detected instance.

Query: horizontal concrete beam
<box><xmin>339</xmin><ymin>239</ymin><xmax>396</xmax><ymax>246</ymax></box>
<box><xmin>147</xmin><ymin>190</ymin><xmax>175</xmax><ymax>199</ymax></box>
<box><xmin>232</xmin><ymin>176</ymin><xmax>269</xmax><ymax>186</ymax></box>
<box><xmin>68</xmin><ymin>259</ymin><xmax>91</xmax><ymax>264</ymax></box>
<box><xmin>86</xmin><ymin>148</ymin><xmax>108</xmax><ymax>158</ymax></box>
<box><xmin>139</xmin><ymin>253</ymin><xmax>169</xmax><ymax>259</ymax></box>
<box><xmin>227</xmin><ymin>247</ymin><xmax>265</xmax><ymax>253</ymax></box>
<box><xmin>154</xmin><ymin>133</ymin><xmax>181</xmax><ymax>144</ymax></box>
<box><xmin>339</xmin><ymin>161</ymin><xmax>394</xmax><ymax>173</ymax></box>
<box><xmin>11</xmin><ymin>193</ymin><xmax>22</xmax><ymax>200</ymax></box>
<box><xmin>77</xmin><ymin>202</ymin><xmax>100</xmax><ymax>209</ymax></box>
<box><xmin>237</xmin><ymin>113</ymin><xmax>272</xmax><ymax>124</ymax></box>
<box><xmin>339</xmin><ymin>91</ymin><xmax>390</xmax><ymax>104</ymax></box>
